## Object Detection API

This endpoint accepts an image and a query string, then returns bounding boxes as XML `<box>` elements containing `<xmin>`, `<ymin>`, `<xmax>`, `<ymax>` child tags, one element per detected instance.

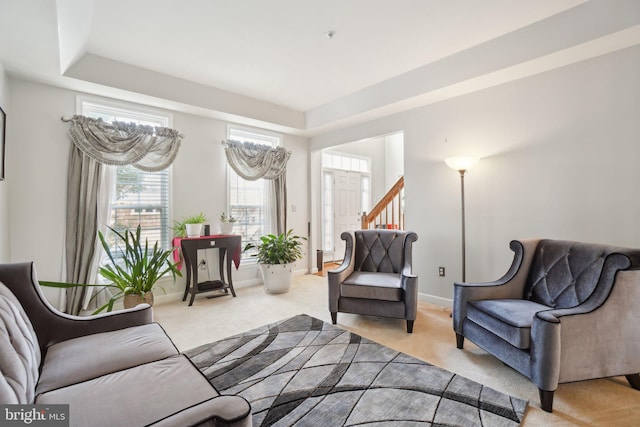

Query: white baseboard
<box><xmin>418</xmin><ymin>292</ymin><xmax>452</xmax><ymax>307</ymax></box>
<box><xmin>153</xmin><ymin>292</ymin><xmax>185</xmax><ymax>305</ymax></box>
<box><xmin>155</xmin><ymin>278</ymin><xmax>453</xmax><ymax>308</ymax></box>
<box><xmin>153</xmin><ymin>275</ymin><xmax>287</xmax><ymax>305</ymax></box>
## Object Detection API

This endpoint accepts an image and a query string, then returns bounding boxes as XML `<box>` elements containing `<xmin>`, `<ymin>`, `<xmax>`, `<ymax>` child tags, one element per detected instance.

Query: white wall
<box><xmin>7</xmin><ymin>79</ymin><xmax>70</xmax><ymax>276</ymax></box>
<box><xmin>0</xmin><ymin>62</ymin><xmax>9</xmax><ymax>262</ymax></box>
<box><xmin>7</xmin><ymin>78</ymin><xmax>310</xmax><ymax>299</ymax></box>
<box><xmin>311</xmin><ymin>45</ymin><xmax>640</xmax><ymax>305</ymax></box>
<box><xmin>384</xmin><ymin>132</ymin><xmax>404</xmax><ymax>190</ymax></box>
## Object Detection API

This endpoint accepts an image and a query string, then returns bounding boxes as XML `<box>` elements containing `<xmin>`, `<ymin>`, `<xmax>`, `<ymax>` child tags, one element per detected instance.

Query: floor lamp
<box><xmin>445</xmin><ymin>157</ymin><xmax>479</xmax><ymax>283</ymax></box>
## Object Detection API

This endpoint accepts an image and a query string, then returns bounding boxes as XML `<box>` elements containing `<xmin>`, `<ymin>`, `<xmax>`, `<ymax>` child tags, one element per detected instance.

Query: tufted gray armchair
<box><xmin>328</xmin><ymin>229</ymin><xmax>418</xmax><ymax>333</ymax></box>
<box><xmin>453</xmin><ymin>239</ymin><xmax>640</xmax><ymax>412</ymax></box>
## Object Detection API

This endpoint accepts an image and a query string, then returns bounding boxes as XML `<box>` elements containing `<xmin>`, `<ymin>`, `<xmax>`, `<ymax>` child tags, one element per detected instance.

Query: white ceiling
<box><xmin>1</xmin><ymin>0</ymin><xmax>639</xmax><ymax>136</ymax></box>
<box><xmin>86</xmin><ymin>0</ymin><xmax>585</xmax><ymax>111</ymax></box>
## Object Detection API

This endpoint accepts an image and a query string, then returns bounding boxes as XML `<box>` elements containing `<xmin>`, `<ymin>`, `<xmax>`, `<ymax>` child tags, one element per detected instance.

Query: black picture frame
<box><xmin>0</xmin><ymin>106</ymin><xmax>5</xmax><ymax>180</ymax></box>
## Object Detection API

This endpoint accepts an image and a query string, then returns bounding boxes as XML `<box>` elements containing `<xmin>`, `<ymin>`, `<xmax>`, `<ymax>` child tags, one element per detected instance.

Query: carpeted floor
<box><xmin>185</xmin><ymin>314</ymin><xmax>527</xmax><ymax>426</ymax></box>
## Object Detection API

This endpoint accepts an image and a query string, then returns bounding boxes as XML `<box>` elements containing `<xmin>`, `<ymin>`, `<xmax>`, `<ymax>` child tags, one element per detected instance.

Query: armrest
<box><xmin>401</xmin><ymin>232</ymin><xmax>418</xmax><ymax>274</ymax></box>
<box><xmin>530</xmin><ymin>268</ymin><xmax>640</xmax><ymax>391</ymax></box>
<box><xmin>0</xmin><ymin>262</ymin><xmax>153</xmax><ymax>352</ymax></box>
<box><xmin>453</xmin><ymin>239</ymin><xmax>540</xmax><ymax>333</ymax></box>
<box><xmin>328</xmin><ymin>231</ymin><xmax>355</xmax><ymax>275</ymax></box>
<box><xmin>401</xmin><ymin>272</ymin><xmax>418</xmax><ymax>320</ymax></box>
<box><xmin>150</xmin><ymin>395</ymin><xmax>252</xmax><ymax>427</ymax></box>
<box><xmin>327</xmin><ymin>232</ymin><xmax>355</xmax><ymax>312</ymax></box>
<box><xmin>42</xmin><ymin>304</ymin><xmax>154</xmax><ymax>346</ymax></box>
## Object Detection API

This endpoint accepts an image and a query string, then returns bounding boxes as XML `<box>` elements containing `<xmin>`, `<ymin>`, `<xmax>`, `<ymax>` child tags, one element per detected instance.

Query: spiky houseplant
<box><xmin>171</xmin><ymin>212</ymin><xmax>208</xmax><ymax>238</ymax></box>
<box><xmin>97</xmin><ymin>224</ymin><xmax>181</xmax><ymax>311</ymax></box>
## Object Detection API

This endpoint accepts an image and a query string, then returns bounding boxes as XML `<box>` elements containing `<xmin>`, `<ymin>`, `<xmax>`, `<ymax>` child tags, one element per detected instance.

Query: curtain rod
<box><xmin>222</xmin><ymin>139</ymin><xmax>291</xmax><ymax>154</ymax></box>
<box><xmin>61</xmin><ymin>115</ymin><xmax>184</xmax><ymax>138</ymax></box>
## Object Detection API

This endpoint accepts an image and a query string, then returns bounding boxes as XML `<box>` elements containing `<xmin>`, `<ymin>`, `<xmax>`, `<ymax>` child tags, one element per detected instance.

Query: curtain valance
<box><xmin>63</xmin><ymin>115</ymin><xmax>183</xmax><ymax>172</ymax></box>
<box><xmin>223</xmin><ymin>139</ymin><xmax>290</xmax><ymax>180</ymax></box>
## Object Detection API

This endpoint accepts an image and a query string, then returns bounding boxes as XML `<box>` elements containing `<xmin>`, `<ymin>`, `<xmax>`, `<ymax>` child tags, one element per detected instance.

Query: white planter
<box><xmin>259</xmin><ymin>263</ymin><xmax>294</xmax><ymax>293</ymax></box>
<box><xmin>185</xmin><ymin>223</ymin><xmax>203</xmax><ymax>238</ymax></box>
<box><xmin>219</xmin><ymin>222</ymin><xmax>234</xmax><ymax>235</ymax></box>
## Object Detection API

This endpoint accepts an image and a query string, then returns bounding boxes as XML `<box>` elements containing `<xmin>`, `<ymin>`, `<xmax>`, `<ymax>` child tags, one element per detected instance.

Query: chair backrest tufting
<box><xmin>524</xmin><ymin>240</ymin><xmax>634</xmax><ymax>309</ymax></box>
<box><xmin>353</xmin><ymin>230</ymin><xmax>409</xmax><ymax>273</ymax></box>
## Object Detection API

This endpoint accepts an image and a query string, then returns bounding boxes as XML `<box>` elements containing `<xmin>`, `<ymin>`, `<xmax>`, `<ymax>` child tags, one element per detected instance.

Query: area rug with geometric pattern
<box><xmin>185</xmin><ymin>314</ymin><xmax>528</xmax><ymax>426</ymax></box>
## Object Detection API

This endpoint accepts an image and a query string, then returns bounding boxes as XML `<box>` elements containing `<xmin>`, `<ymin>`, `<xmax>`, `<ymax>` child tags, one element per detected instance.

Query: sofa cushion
<box><xmin>467</xmin><ymin>299</ymin><xmax>551</xmax><ymax>349</ymax></box>
<box><xmin>341</xmin><ymin>272</ymin><xmax>402</xmax><ymax>301</ymax></box>
<box><xmin>0</xmin><ymin>281</ymin><xmax>41</xmax><ymax>404</ymax></box>
<box><xmin>36</xmin><ymin>355</ymin><xmax>221</xmax><ymax>427</ymax></box>
<box><xmin>36</xmin><ymin>322</ymin><xmax>178</xmax><ymax>396</ymax></box>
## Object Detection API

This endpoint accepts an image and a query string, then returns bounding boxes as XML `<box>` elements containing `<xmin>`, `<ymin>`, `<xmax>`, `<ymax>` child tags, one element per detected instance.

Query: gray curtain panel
<box><xmin>272</xmin><ymin>175</ymin><xmax>287</xmax><ymax>235</ymax></box>
<box><xmin>65</xmin><ymin>146</ymin><xmax>102</xmax><ymax>315</ymax></box>
<box><xmin>224</xmin><ymin>139</ymin><xmax>291</xmax><ymax>234</ymax></box>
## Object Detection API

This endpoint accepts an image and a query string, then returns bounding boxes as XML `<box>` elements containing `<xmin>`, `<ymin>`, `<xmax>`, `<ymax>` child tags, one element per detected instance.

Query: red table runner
<box><xmin>172</xmin><ymin>235</ymin><xmax>241</xmax><ymax>270</ymax></box>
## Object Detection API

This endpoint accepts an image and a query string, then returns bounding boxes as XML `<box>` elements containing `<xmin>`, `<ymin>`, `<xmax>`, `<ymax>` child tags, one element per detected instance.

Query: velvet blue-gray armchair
<box><xmin>328</xmin><ymin>229</ymin><xmax>418</xmax><ymax>333</ymax></box>
<box><xmin>453</xmin><ymin>239</ymin><xmax>640</xmax><ymax>412</ymax></box>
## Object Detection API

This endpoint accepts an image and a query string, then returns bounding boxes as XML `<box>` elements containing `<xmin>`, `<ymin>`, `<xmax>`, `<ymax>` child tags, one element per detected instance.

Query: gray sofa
<box><xmin>453</xmin><ymin>239</ymin><xmax>640</xmax><ymax>412</ymax></box>
<box><xmin>0</xmin><ymin>262</ymin><xmax>252</xmax><ymax>427</ymax></box>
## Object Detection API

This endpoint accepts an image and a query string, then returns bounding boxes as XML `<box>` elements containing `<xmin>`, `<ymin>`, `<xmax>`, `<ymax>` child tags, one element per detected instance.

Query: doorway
<box><xmin>324</xmin><ymin>169</ymin><xmax>369</xmax><ymax>261</ymax></box>
<box><xmin>311</xmin><ymin>131</ymin><xmax>404</xmax><ymax>271</ymax></box>
<box><xmin>321</xmin><ymin>152</ymin><xmax>371</xmax><ymax>261</ymax></box>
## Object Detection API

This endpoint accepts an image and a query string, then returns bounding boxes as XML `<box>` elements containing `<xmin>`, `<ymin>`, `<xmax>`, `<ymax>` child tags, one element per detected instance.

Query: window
<box><xmin>227</xmin><ymin>126</ymin><xmax>281</xmax><ymax>260</ymax></box>
<box><xmin>322</xmin><ymin>152</ymin><xmax>370</xmax><ymax>173</ymax></box>
<box><xmin>80</xmin><ymin>99</ymin><xmax>172</xmax><ymax>255</ymax></box>
<box><xmin>322</xmin><ymin>171</ymin><xmax>334</xmax><ymax>252</ymax></box>
<box><xmin>361</xmin><ymin>175</ymin><xmax>371</xmax><ymax>213</ymax></box>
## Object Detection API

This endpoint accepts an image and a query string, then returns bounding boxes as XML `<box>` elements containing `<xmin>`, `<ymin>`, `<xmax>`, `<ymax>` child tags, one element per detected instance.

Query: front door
<box><xmin>333</xmin><ymin>170</ymin><xmax>361</xmax><ymax>260</ymax></box>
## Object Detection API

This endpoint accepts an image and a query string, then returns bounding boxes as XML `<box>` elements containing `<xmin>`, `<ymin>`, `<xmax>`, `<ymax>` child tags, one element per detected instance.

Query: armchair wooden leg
<box><xmin>455</xmin><ymin>333</ymin><xmax>464</xmax><ymax>349</ymax></box>
<box><xmin>330</xmin><ymin>312</ymin><xmax>337</xmax><ymax>324</ymax></box>
<box><xmin>539</xmin><ymin>389</ymin><xmax>554</xmax><ymax>413</ymax></box>
<box><xmin>406</xmin><ymin>320</ymin><xmax>414</xmax><ymax>333</ymax></box>
<box><xmin>626</xmin><ymin>374</ymin><xmax>640</xmax><ymax>390</ymax></box>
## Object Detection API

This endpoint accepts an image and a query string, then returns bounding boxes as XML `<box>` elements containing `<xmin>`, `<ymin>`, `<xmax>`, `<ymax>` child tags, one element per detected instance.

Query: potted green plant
<box><xmin>218</xmin><ymin>212</ymin><xmax>237</xmax><ymax>234</ymax></box>
<box><xmin>244</xmin><ymin>229</ymin><xmax>306</xmax><ymax>293</ymax></box>
<box><xmin>171</xmin><ymin>212</ymin><xmax>208</xmax><ymax>238</ymax></box>
<box><xmin>97</xmin><ymin>224</ymin><xmax>182</xmax><ymax>310</ymax></box>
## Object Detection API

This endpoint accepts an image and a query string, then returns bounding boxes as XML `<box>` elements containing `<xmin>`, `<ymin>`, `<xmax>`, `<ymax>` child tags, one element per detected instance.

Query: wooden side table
<box><xmin>179</xmin><ymin>235</ymin><xmax>241</xmax><ymax>306</ymax></box>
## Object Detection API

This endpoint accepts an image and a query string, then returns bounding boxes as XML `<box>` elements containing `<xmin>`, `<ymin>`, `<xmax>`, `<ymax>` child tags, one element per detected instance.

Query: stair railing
<box><xmin>361</xmin><ymin>176</ymin><xmax>404</xmax><ymax>230</ymax></box>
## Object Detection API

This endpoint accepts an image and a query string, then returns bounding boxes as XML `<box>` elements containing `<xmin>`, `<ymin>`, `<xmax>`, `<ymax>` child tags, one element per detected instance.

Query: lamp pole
<box><xmin>459</xmin><ymin>169</ymin><xmax>467</xmax><ymax>282</ymax></box>
<box><xmin>445</xmin><ymin>156</ymin><xmax>479</xmax><ymax>283</ymax></box>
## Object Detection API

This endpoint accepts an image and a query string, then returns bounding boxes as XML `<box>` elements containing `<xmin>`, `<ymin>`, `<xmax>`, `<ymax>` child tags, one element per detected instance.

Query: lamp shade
<box><xmin>445</xmin><ymin>156</ymin><xmax>479</xmax><ymax>172</ymax></box>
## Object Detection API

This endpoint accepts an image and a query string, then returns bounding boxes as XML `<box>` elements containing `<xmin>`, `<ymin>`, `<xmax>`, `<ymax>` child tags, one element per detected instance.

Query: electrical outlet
<box><xmin>438</xmin><ymin>267</ymin><xmax>445</xmax><ymax>277</ymax></box>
